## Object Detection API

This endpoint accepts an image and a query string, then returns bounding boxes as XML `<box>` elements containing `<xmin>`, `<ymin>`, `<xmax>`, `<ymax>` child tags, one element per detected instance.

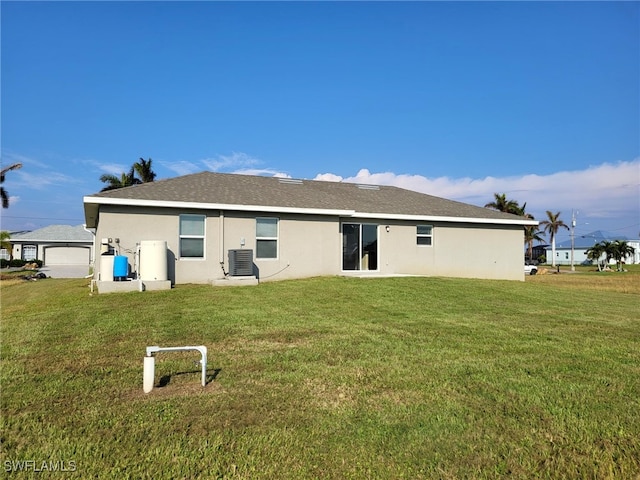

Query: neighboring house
<box><xmin>529</xmin><ymin>244</ymin><xmax>549</xmax><ymax>263</ymax></box>
<box><xmin>83</xmin><ymin>172</ymin><xmax>537</xmax><ymax>285</ymax></box>
<box><xmin>545</xmin><ymin>230</ymin><xmax>640</xmax><ymax>266</ymax></box>
<box><xmin>10</xmin><ymin>225</ymin><xmax>94</xmax><ymax>266</ymax></box>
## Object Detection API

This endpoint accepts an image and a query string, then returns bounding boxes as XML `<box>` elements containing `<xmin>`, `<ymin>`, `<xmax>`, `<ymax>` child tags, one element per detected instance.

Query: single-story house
<box><xmin>546</xmin><ymin>231</ymin><xmax>640</xmax><ymax>266</ymax></box>
<box><xmin>9</xmin><ymin>225</ymin><xmax>94</xmax><ymax>266</ymax></box>
<box><xmin>83</xmin><ymin>172</ymin><xmax>538</xmax><ymax>285</ymax></box>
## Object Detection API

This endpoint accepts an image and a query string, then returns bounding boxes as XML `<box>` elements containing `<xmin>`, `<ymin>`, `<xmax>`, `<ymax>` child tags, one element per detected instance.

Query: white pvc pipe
<box><xmin>144</xmin><ymin>346</ymin><xmax>208</xmax><ymax>393</ymax></box>
<box><xmin>143</xmin><ymin>356</ymin><xmax>155</xmax><ymax>393</ymax></box>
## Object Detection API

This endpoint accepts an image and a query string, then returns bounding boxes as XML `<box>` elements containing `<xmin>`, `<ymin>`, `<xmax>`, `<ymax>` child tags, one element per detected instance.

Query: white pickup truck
<box><xmin>524</xmin><ymin>263</ymin><xmax>538</xmax><ymax>275</ymax></box>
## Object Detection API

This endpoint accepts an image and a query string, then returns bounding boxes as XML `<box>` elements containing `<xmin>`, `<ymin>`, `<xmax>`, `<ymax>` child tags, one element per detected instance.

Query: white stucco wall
<box><xmin>93</xmin><ymin>205</ymin><xmax>526</xmax><ymax>284</ymax></box>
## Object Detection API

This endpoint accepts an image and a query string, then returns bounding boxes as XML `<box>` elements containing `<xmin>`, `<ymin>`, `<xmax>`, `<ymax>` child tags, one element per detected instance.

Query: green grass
<box><xmin>1</xmin><ymin>269</ymin><xmax>639</xmax><ymax>479</ymax></box>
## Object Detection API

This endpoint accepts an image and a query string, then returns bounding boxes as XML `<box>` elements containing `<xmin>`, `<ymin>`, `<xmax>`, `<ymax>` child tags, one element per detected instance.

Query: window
<box><xmin>0</xmin><ymin>249</ymin><xmax>9</xmax><ymax>261</ymax></box>
<box><xmin>256</xmin><ymin>217</ymin><xmax>278</xmax><ymax>259</ymax></box>
<box><xmin>22</xmin><ymin>245</ymin><xmax>37</xmax><ymax>261</ymax></box>
<box><xmin>179</xmin><ymin>214</ymin><xmax>205</xmax><ymax>258</ymax></box>
<box><xmin>417</xmin><ymin>225</ymin><xmax>433</xmax><ymax>246</ymax></box>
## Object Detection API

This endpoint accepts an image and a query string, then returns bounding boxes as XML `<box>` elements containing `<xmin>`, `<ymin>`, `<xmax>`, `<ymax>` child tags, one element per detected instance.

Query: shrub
<box><xmin>9</xmin><ymin>259</ymin><xmax>25</xmax><ymax>267</ymax></box>
<box><xmin>0</xmin><ymin>259</ymin><xmax>8</xmax><ymax>268</ymax></box>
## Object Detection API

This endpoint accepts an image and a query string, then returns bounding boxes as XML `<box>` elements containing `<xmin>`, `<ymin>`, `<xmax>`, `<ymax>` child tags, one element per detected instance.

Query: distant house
<box><xmin>545</xmin><ymin>230</ymin><xmax>640</xmax><ymax>265</ymax></box>
<box><xmin>83</xmin><ymin>172</ymin><xmax>537</xmax><ymax>285</ymax></box>
<box><xmin>10</xmin><ymin>225</ymin><xmax>94</xmax><ymax>266</ymax></box>
<box><xmin>529</xmin><ymin>244</ymin><xmax>549</xmax><ymax>263</ymax></box>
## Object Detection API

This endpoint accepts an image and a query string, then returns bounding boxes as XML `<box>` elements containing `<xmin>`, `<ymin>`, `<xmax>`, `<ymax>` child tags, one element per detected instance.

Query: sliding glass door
<box><xmin>342</xmin><ymin>223</ymin><xmax>378</xmax><ymax>271</ymax></box>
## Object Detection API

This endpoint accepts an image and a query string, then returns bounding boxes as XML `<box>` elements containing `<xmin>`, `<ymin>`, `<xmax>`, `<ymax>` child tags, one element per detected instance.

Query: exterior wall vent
<box><xmin>228</xmin><ymin>249</ymin><xmax>254</xmax><ymax>276</ymax></box>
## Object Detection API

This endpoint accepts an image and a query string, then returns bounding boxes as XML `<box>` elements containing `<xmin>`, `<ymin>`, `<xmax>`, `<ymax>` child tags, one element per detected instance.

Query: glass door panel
<box><xmin>342</xmin><ymin>223</ymin><xmax>378</xmax><ymax>271</ymax></box>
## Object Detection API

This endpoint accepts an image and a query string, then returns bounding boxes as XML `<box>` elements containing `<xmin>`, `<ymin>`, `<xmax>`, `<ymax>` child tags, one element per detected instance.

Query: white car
<box><xmin>524</xmin><ymin>264</ymin><xmax>538</xmax><ymax>275</ymax></box>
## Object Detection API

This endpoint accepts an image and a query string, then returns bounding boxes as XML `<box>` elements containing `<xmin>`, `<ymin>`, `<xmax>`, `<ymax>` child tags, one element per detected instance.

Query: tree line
<box><xmin>484</xmin><ymin>192</ymin><xmax>635</xmax><ymax>269</ymax></box>
<box><xmin>585</xmin><ymin>240</ymin><xmax>635</xmax><ymax>272</ymax></box>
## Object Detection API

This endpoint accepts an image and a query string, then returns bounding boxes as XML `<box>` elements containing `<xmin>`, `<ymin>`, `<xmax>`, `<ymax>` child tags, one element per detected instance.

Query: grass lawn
<box><xmin>1</xmin><ymin>268</ymin><xmax>639</xmax><ymax>479</ymax></box>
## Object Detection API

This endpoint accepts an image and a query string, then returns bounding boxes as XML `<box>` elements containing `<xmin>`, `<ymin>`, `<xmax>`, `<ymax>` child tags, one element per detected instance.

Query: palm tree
<box><xmin>611</xmin><ymin>240</ymin><xmax>635</xmax><ymax>271</ymax></box>
<box><xmin>585</xmin><ymin>242</ymin><xmax>606</xmax><ymax>271</ymax></box>
<box><xmin>484</xmin><ymin>193</ymin><xmax>522</xmax><ymax>215</ymax></box>
<box><xmin>539</xmin><ymin>210</ymin><xmax>569</xmax><ymax>267</ymax></box>
<box><xmin>1</xmin><ymin>163</ymin><xmax>23</xmax><ymax>208</ymax></box>
<box><xmin>524</xmin><ymin>224</ymin><xmax>545</xmax><ymax>262</ymax></box>
<box><xmin>134</xmin><ymin>157</ymin><xmax>156</xmax><ymax>183</ymax></box>
<box><xmin>598</xmin><ymin>240</ymin><xmax>617</xmax><ymax>269</ymax></box>
<box><xmin>0</xmin><ymin>230</ymin><xmax>12</xmax><ymax>262</ymax></box>
<box><xmin>99</xmin><ymin>166</ymin><xmax>141</xmax><ymax>192</ymax></box>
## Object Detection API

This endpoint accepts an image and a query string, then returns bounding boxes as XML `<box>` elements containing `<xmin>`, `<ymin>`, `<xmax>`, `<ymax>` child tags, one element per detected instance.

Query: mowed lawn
<box><xmin>1</xmin><ymin>269</ymin><xmax>639</xmax><ymax>479</ymax></box>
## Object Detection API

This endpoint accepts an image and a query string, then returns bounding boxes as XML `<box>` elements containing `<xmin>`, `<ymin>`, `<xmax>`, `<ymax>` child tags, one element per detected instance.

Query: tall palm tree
<box><xmin>1</xmin><ymin>163</ymin><xmax>23</xmax><ymax>208</ymax></box>
<box><xmin>484</xmin><ymin>193</ymin><xmax>522</xmax><ymax>215</ymax></box>
<box><xmin>524</xmin><ymin>224</ymin><xmax>545</xmax><ymax>262</ymax></box>
<box><xmin>99</xmin><ymin>166</ymin><xmax>141</xmax><ymax>192</ymax></box>
<box><xmin>539</xmin><ymin>211</ymin><xmax>569</xmax><ymax>267</ymax></box>
<box><xmin>134</xmin><ymin>157</ymin><xmax>156</xmax><ymax>183</ymax></box>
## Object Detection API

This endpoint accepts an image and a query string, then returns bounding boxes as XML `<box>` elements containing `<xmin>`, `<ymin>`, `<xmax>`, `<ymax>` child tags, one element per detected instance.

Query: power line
<box><xmin>1</xmin><ymin>215</ymin><xmax>83</xmax><ymax>221</ymax></box>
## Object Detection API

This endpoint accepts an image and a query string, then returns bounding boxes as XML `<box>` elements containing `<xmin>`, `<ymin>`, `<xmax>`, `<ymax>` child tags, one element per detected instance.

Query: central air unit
<box><xmin>228</xmin><ymin>249</ymin><xmax>254</xmax><ymax>276</ymax></box>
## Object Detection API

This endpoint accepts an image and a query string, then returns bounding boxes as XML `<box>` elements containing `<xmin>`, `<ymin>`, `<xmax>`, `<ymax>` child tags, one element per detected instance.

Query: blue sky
<box><xmin>2</xmin><ymin>1</ymin><xmax>639</xmax><ymax>244</ymax></box>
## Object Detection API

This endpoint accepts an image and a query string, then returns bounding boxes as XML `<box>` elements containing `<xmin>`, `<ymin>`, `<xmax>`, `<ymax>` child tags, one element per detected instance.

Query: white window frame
<box><xmin>256</xmin><ymin>217</ymin><xmax>279</xmax><ymax>260</ymax></box>
<box><xmin>179</xmin><ymin>214</ymin><xmax>206</xmax><ymax>259</ymax></box>
<box><xmin>22</xmin><ymin>244</ymin><xmax>37</xmax><ymax>261</ymax></box>
<box><xmin>417</xmin><ymin>225</ymin><xmax>433</xmax><ymax>246</ymax></box>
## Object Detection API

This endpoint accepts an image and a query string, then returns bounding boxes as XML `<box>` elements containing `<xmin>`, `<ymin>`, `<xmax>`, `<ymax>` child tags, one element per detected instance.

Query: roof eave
<box><xmin>84</xmin><ymin>196</ymin><xmax>538</xmax><ymax>226</ymax></box>
<box><xmin>83</xmin><ymin>196</ymin><xmax>354</xmax><ymax>217</ymax></box>
<box><xmin>355</xmin><ymin>212</ymin><xmax>538</xmax><ymax>226</ymax></box>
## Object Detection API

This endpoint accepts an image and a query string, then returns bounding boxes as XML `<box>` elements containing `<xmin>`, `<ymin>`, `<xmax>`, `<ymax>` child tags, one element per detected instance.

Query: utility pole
<box><xmin>570</xmin><ymin>210</ymin><xmax>576</xmax><ymax>272</ymax></box>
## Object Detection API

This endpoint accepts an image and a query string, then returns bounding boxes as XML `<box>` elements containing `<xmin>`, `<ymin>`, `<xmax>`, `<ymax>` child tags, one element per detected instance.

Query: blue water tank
<box><xmin>113</xmin><ymin>255</ymin><xmax>128</xmax><ymax>280</ymax></box>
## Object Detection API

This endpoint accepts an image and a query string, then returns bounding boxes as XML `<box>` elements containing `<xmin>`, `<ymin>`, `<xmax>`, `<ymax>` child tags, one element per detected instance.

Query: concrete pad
<box><xmin>96</xmin><ymin>279</ymin><xmax>172</xmax><ymax>294</ymax></box>
<box><xmin>212</xmin><ymin>276</ymin><xmax>259</xmax><ymax>287</ymax></box>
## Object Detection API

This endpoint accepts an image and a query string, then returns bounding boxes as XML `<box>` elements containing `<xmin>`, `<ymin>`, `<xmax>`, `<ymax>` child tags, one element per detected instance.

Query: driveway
<box><xmin>39</xmin><ymin>265</ymin><xmax>91</xmax><ymax>279</ymax></box>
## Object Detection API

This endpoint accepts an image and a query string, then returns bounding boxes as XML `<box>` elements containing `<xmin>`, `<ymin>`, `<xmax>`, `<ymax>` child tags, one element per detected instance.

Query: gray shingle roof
<box><xmin>10</xmin><ymin>224</ymin><xmax>93</xmax><ymax>242</ymax></box>
<box><xmin>85</xmin><ymin>171</ymin><xmax>531</xmax><ymax>223</ymax></box>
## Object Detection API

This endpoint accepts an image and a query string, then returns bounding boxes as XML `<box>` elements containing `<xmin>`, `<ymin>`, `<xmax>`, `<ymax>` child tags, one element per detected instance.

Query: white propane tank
<box><xmin>139</xmin><ymin>240</ymin><xmax>168</xmax><ymax>281</ymax></box>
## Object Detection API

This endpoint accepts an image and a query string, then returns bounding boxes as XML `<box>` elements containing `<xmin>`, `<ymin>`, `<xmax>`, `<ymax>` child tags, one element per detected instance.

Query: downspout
<box><xmin>219</xmin><ymin>210</ymin><xmax>227</xmax><ymax>277</ymax></box>
<box><xmin>83</xmin><ymin>224</ymin><xmax>97</xmax><ymax>280</ymax></box>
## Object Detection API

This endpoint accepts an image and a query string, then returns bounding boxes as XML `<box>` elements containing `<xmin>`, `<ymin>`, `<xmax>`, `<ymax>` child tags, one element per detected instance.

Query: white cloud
<box><xmin>234</xmin><ymin>168</ymin><xmax>291</xmax><ymax>178</ymax></box>
<box><xmin>314</xmin><ymin>159</ymin><xmax>640</xmax><ymax>227</ymax></box>
<box><xmin>14</xmin><ymin>170</ymin><xmax>80</xmax><ymax>190</ymax></box>
<box><xmin>98</xmin><ymin>163</ymin><xmax>130</xmax><ymax>176</ymax></box>
<box><xmin>315</xmin><ymin>173</ymin><xmax>344</xmax><ymax>182</ymax></box>
<box><xmin>162</xmin><ymin>160</ymin><xmax>201</xmax><ymax>176</ymax></box>
<box><xmin>202</xmin><ymin>152</ymin><xmax>260</xmax><ymax>172</ymax></box>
